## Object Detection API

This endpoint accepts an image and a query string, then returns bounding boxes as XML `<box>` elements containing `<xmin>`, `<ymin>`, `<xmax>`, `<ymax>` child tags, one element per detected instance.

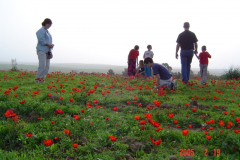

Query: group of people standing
<box><xmin>127</xmin><ymin>45</ymin><xmax>153</xmax><ymax>78</ymax></box>
<box><xmin>127</xmin><ymin>22</ymin><xmax>211</xmax><ymax>90</ymax></box>
<box><xmin>35</xmin><ymin>19</ymin><xmax>211</xmax><ymax>90</ymax></box>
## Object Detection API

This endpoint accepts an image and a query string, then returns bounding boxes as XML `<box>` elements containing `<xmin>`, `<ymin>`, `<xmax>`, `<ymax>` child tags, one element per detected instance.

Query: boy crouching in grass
<box><xmin>144</xmin><ymin>57</ymin><xmax>177</xmax><ymax>90</ymax></box>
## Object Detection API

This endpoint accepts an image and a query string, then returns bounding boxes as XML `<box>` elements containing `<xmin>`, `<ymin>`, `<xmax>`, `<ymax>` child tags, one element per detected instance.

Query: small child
<box><xmin>143</xmin><ymin>45</ymin><xmax>154</xmax><ymax>77</ymax></box>
<box><xmin>197</xmin><ymin>46</ymin><xmax>211</xmax><ymax>85</ymax></box>
<box><xmin>136</xmin><ymin>60</ymin><xmax>145</xmax><ymax>77</ymax></box>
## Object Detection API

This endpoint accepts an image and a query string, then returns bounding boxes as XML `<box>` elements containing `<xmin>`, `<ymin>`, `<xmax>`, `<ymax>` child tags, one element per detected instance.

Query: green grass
<box><xmin>0</xmin><ymin>71</ymin><xmax>239</xmax><ymax>160</ymax></box>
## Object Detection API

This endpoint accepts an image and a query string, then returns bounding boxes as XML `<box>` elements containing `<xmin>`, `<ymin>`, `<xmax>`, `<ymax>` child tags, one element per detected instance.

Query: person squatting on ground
<box><xmin>144</xmin><ymin>57</ymin><xmax>177</xmax><ymax>91</ymax></box>
<box><xmin>36</xmin><ymin>18</ymin><xmax>54</xmax><ymax>83</ymax></box>
<box><xmin>128</xmin><ymin>45</ymin><xmax>139</xmax><ymax>77</ymax></box>
<box><xmin>197</xmin><ymin>45</ymin><xmax>211</xmax><ymax>85</ymax></box>
<box><xmin>175</xmin><ymin>22</ymin><xmax>198</xmax><ymax>84</ymax></box>
<box><xmin>143</xmin><ymin>45</ymin><xmax>154</xmax><ymax>77</ymax></box>
<box><xmin>136</xmin><ymin>60</ymin><xmax>145</xmax><ymax>77</ymax></box>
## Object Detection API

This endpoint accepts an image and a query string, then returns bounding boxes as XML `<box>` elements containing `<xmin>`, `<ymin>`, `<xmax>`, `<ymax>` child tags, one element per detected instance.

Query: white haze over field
<box><xmin>0</xmin><ymin>0</ymin><xmax>240</xmax><ymax>70</ymax></box>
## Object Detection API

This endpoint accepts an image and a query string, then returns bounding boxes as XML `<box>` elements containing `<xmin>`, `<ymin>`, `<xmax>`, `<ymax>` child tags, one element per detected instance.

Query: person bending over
<box><xmin>144</xmin><ymin>57</ymin><xmax>177</xmax><ymax>90</ymax></box>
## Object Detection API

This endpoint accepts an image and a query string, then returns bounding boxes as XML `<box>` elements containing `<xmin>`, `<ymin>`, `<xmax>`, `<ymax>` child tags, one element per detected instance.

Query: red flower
<box><xmin>48</xmin><ymin>94</ymin><xmax>52</xmax><ymax>97</ymax></box>
<box><xmin>26</xmin><ymin>133</ymin><xmax>32</xmax><ymax>137</ymax></box>
<box><xmin>185</xmin><ymin>103</ymin><xmax>189</xmax><ymax>107</ymax></box>
<box><xmin>192</xmin><ymin>108</ymin><xmax>197</xmax><ymax>112</ymax></box>
<box><xmin>81</xmin><ymin>109</ymin><xmax>85</xmax><ymax>113</ymax></box>
<box><xmin>126</xmin><ymin>101</ymin><xmax>130</xmax><ymax>105</ymax></box>
<box><xmin>59</xmin><ymin>97</ymin><xmax>63</xmax><ymax>100</ymax></box>
<box><xmin>167</xmin><ymin>113</ymin><xmax>174</xmax><ymax>118</ymax></box>
<box><xmin>139</xmin><ymin>120</ymin><xmax>146</xmax><ymax>125</ymax></box>
<box><xmin>220</xmin><ymin>130</ymin><xmax>223</xmax><ymax>133</ymax></box>
<box><xmin>102</xmin><ymin>91</ymin><xmax>105</xmax><ymax>95</ymax></box>
<box><xmin>188</xmin><ymin>125</ymin><xmax>192</xmax><ymax>129</ymax></box>
<box><xmin>209</xmin><ymin>127</ymin><xmax>213</xmax><ymax>130</ymax></box>
<box><xmin>54</xmin><ymin>137</ymin><xmax>58</xmax><ymax>140</ymax></box>
<box><xmin>20</xmin><ymin>100</ymin><xmax>26</xmax><ymax>104</ymax></box>
<box><xmin>90</xmin><ymin>122</ymin><xmax>93</xmax><ymax>125</ymax></box>
<box><xmin>55</xmin><ymin>109</ymin><xmax>64</xmax><ymax>115</ymax></box>
<box><xmin>69</xmin><ymin>98</ymin><xmax>74</xmax><ymax>102</ymax></box>
<box><xmin>93</xmin><ymin>100</ymin><xmax>98</xmax><ymax>104</ymax></box>
<box><xmin>64</xmin><ymin>129</ymin><xmax>70</xmax><ymax>134</ymax></box>
<box><xmin>106</xmin><ymin>117</ymin><xmax>109</xmax><ymax>121</ymax></box>
<box><xmin>109</xmin><ymin>136</ymin><xmax>117</xmax><ymax>141</ymax></box>
<box><xmin>115</xmin><ymin>124</ymin><xmax>118</xmax><ymax>126</ymax></box>
<box><xmin>134</xmin><ymin>116</ymin><xmax>140</xmax><ymax>120</ymax></box>
<box><xmin>204</xmin><ymin>132</ymin><xmax>208</xmax><ymax>135</ymax></box>
<box><xmin>51</xmin><ymin>121</ymin><xmax>55</xmax><ymax>124</ymax></box>
<box><xmin>206</xmin><ymin>135</ymin><xmax>211</xmax><ymax>140</ymax></box>
<box><xmin>141</xmin><ymin>126</ymin><xmax>145</xmax><ymax>130</ymax></box>
<box><xmin>37</xmin><ymin>117</ymin><xmax>41</xmax><ymax>120</ymax></box>
<box><xmin>186</xmin><ymin>115</ymin><xmax>189</xmax><ymax>118</ymax></box>
<box><xmin>73</xmin><ymin>115</ymin><xmax>80</xmax><ymax>120</ymax></box>
<box><xmin>43</xmin><ymin>139</ymin><xmax>53</xmax><ymax>146</ymax></box>
<box><xmin>155</xmin><ymin>128</ymin><xmax>163</xmax><ymax>132</ymax></box>
<box><xmin>226</xmin><ymin>125</ymin><xmax>231</xmax><ymax>129</ymax></box>
<box><xmin>138</xmin><ymin>103</ymin><xmax>142</xmax><ymax>107</ymax></box>
<box><xmin>234</xmin><ymin>130</ymin><xmax>239</xmax><ymax>134</ymax></box>
<box><xmin>113</xmin><ymin>107</ymin><xmax>118</xmax><ymax>111</ymax></box>
<box><xmin>73</xmin><ymin>143</ymin><xmax>78</xmax><ymax>148</ymax></box>
<box><xmin>149</xmin><ymin>137</ymin><xmax>161</xmax><ymax>145</ymax></box>
<box><xmin>182</xmin><ymin>130</ymin><xmax>189</xmax><ymax>136</ymax></box>
<box><xmin>174</xmin><ymin>120</ymin><xmax>178</xmax><ymax>124</ymax></box>
<box><xmin>4</xmin><ymin>110</ymin><xmax>16</xmax><ymax>118</ymax></box>
<box><xmin>219</xmin><ymin>120</ymin><xmax>225</xmax><ymax>126</ymax></box>
<box><xmin>224</xmin><ymin>112</ymin><xmax>228</xmax><ymax>115</ymax></box>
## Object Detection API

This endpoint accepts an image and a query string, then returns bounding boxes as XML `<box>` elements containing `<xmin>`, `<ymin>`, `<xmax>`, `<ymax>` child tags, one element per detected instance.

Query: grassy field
<box><xmin>0</xmin><ymin>71</ymin><xmax>239</xmax><ymax>160</ymax></box>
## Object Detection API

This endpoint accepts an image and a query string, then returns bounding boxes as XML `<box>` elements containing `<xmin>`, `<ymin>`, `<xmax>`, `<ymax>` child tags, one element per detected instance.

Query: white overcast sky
<box><xmin>0</xmin><ymin>0</ymin><xmax>239</xmax><ymax>69</ymax></box>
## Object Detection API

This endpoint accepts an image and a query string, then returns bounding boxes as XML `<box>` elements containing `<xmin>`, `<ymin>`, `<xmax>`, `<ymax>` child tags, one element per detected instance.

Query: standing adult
<box><xmin>175</xmin><ymin>22</ymin><xmax>198</xmax><ymax>83</ymax></box>
<box><xmin>36</xmin><ymin>18</ymin><xmax>54</xmax><ymax>83</ymax></box>
<box><xmin>128</xmin><ymin>45</ymin><xmax>139</xmax><ymax>77</ymax></box>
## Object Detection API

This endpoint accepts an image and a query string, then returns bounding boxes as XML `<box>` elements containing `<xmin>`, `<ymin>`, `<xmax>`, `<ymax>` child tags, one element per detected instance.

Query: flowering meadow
<box><xmin>0</xmin><ymin>71</ymin><xmax>239</xmax><ymax>160</ymax></box>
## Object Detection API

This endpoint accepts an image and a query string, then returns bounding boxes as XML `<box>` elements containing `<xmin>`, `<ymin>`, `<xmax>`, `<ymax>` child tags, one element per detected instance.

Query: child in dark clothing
<box><xmin>136</xmin><ymin>60</ymin><xmax>145</xmax><ymax>77</ymax></box>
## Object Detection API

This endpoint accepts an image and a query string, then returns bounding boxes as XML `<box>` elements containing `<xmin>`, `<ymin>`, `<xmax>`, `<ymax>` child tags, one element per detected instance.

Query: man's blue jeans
<box><xmin>180</xmin><ymin>49</ymin><xmax>194</xmax><ymax>83</ymax></box>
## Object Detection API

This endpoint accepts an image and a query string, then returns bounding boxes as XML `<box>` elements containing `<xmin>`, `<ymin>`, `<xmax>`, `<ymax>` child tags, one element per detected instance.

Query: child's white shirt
<box><xmin>144</xmin><ymin>50</ymin><xmax>154</xmax><ymax>59</ymax></box>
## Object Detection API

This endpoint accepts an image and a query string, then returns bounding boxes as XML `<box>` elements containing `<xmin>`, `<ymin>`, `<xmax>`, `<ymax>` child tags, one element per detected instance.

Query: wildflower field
<box><xmin>0</xmin><ymin>71</ymin><xmax>239</xmax><ymax>160</ymax></box>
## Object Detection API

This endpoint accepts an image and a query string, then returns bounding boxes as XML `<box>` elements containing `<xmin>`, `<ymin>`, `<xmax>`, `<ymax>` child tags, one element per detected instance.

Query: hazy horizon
<box><xmin>1</xmin><ymin>0</ymin><xmax>240</xmax><ymax>70</ymax></box>
<box><xmin>0</xmin><ymin>61</ymin><xmax>225</xmax><ymax>76</ymax></box>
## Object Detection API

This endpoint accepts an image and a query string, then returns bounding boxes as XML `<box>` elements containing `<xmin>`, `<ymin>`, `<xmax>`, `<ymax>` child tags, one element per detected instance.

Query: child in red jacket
<box><xmin>197</xmin><ymin>46</ymin><xmax>211</xmax><ymax>85</ymax></box>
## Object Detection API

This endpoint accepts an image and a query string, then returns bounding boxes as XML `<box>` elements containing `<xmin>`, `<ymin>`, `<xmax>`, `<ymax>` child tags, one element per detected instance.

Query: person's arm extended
<box><xmin>156</xmin><ymin>74</ymin><xmax>160</xmax><ymax>89</ymax></box>
<box><xmin>176</xmin><ymin>44</ymin><xmax>180</xmax><ymax>59</ymax></box>
<box><xmin>208</xmin><ymin>53</ymin><xmax>212</xmax><ymax>58</ymax></box>
<box><xmin>136</xmin><ymin>57</ymin><xmax>138</xmax><ymax>66</ymax></box>
<box><xmin>194</xmin><ymin>42</ymin><xmax>198</xmax><ymax>55</ymax></box>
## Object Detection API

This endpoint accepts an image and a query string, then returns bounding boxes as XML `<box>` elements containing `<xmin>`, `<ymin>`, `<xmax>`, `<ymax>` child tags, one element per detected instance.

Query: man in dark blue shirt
<box><xmin>176</xmin><ymin>22</ymin><xmax>198</xmax><ymax>83</ymax></box>
<box><xmin>144</xmin><ymin>57</ymin><xmax>177</xmax><ymax>90</ymax></box>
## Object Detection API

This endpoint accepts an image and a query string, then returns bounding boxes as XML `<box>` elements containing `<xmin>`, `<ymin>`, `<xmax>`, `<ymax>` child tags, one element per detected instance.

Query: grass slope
<box><xmin>0</xmin><ymin>71</ymin><xmax>239</xmax><ymax>160</ymax></box>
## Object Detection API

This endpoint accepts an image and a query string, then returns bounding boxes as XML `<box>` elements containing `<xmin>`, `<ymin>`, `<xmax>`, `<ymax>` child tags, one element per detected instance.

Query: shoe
<box><xmin>39</xmin><ymin>78</ymin><xmax>45</xmax><ymax>83</ymax></box>
<box><xmin>173</xmin><ymin>80</ymin><xmax>177</xmax><ymax>91</ymax></box>
<box><xmin>35</xmin><ymin>78</ymin><xmax>40</xmax><ymax>83</ymax></box>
